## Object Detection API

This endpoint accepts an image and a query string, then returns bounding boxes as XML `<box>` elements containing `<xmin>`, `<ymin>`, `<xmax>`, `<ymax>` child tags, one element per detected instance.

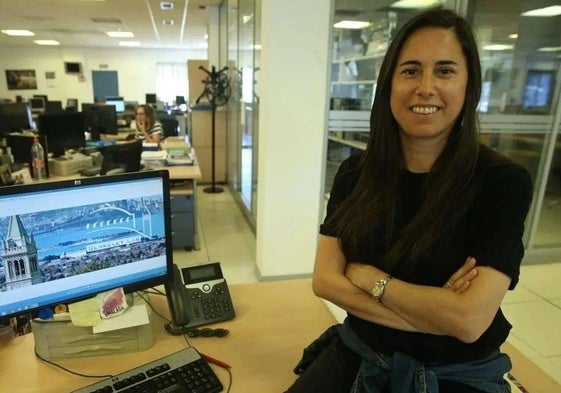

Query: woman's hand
<box><xmin>444</xmin><ymin>257</ymin><xmax>478</xmax><ymax>294</ymax></box>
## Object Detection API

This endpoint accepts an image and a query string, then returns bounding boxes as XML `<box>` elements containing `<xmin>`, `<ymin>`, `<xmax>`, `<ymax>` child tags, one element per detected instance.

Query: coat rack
<box><xmin>195</xmin><ymin>65</ymin><xmax>230</xmax><ymax>193</ymax></box>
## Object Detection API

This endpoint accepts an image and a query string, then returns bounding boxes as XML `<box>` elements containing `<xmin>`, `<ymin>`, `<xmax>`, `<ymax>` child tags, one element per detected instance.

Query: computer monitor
<box><xmin>0</xmin><ymin>103</ymin><xmax>33</xmax><ymax>136</ymax></box>
<box><xmin>145</xmin><ymin>93</ymin><xmax>157</xmax><ymax>105</ymax></box>
<box><xmin>29</xmin><ymin>97</ymin><xmax>46</xmax><ymax>113</ymax></box>
<box><xmin>99</xmin><ymin>140</ymin><xmax>143</xmax><ymax>175</ymax></box>
<box><xmin>105</xmin><ymin>96</ymin><xmax>125</xmax><ymax>113</ymax></box>
<box><xmin>36</xmin><ymin>112</ymin><xmax>86</xmax><ymax>157</ymax></box>
<box><xmin>81</xmin><ymin>103</ymin><xmax>118</xmax><ymax>139</ymax></box>
<box><xmin>522</xmin><ymin>69</ymin><xmax>556</xmax><ymax>114</ymax></box>
<box><xmin>44</xmin><ymin>100</ymin><xmax>63</xmax><ymax>114</ymax></box>
<box><xmin>6</xmin><ymin>133</ymin><xmax>50</xmax><ymax>177</ymax></box>
<box><xmin>33</xmin><ymin>94</ymin><xmax>49</xmax><ymax>104</ymax></box>
<box><xmin>0</xmin><ymin>170</ymin><xmax>173</xmax><ymax>322</ymax></box>
<box><xmin>66</xmin><ymin>98</ymin><xmax>78</xmax><ymax>111</ymax></box>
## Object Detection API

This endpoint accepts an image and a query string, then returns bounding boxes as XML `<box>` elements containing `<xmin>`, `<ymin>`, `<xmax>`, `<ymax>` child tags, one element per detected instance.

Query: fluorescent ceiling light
<box><xmin>160</xmin><ymin>1</ymin><xmax>174</xmax><ymax>10</ymax></box>
<box><xmin>119</xmin><ymin>41</ymin><xmax>141</xmax><ymax>47</ymax></box>
<box><xmin>509</xmin><ymin>34</ymin><xmax>518</xmax><ymax>39</ymax></box>
<box><xmin>1</xmin><ymin>29</ymin><xmax>34</xmax><ymax>36</ymax></box>
<box><xmin>483</xmin><ymin>44</ymin><xmax>513</xmax><ymax>51</ymax></box>
<box><xmin>253</xmin><ymin>44</ymin><xmax>262</xmax><ymax>50</ymax></box>
<box><xmin>538</xmin><ymin>46</ymin><xmax>561</xmax><ymax>52</ymax></box>
<box><xmin>334</xmin><ymin>20</ymin><xmax>371</xmax><ymax>29</ymax></box>
<box><xmin>391</xmin><ymin>0</ymin><xmax>440</xmax><ymax>9</ymax></box>
<box><xmin>162</xmin><ymin>19</ymin><xmax>175</xmax><ymax>26</ymax></box>
<box><xmin>107</xmin><ymin>31</ymin><xmax>134</xmax><ymax>38</ymax></box>
<box><xmin>34</xmin><ymin>40</ymin><xmax>60</xmax><ymax>46</ymax></box>
<box><xmin>522</xmin><ymin>5</ymin><xmax>561</xmax><ymax>17</ymax></box>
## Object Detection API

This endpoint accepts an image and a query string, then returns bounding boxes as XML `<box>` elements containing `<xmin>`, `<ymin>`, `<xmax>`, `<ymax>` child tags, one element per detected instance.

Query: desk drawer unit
<box><xmin>170</xmin><ymin>193</ymin><xmax>194</xmax><ymax>250</ymax></box>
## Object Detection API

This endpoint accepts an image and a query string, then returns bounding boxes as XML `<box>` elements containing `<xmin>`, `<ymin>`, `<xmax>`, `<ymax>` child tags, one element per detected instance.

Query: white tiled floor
<box><xmin>177</xmin><ymin>186</ymin><xmax>561</xmax><ymax>387</ymax></box>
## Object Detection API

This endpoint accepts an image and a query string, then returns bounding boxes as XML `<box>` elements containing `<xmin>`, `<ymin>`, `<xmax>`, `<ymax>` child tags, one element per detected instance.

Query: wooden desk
<box><xmin>0</xmin><ymin>279</ymin><xmax>336</xmax><ymax>393</ymax></box>
<box><xmin>1</xmin><ymin>279</ymin><xmax>557</xmax><ymax>393</ymax></box>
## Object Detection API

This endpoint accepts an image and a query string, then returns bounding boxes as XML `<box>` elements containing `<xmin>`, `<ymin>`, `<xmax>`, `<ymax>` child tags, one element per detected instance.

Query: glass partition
<box><xmin>326</xmin><ymin>0</ymin><xmax>561</xmax><ymax>259</ymax></box>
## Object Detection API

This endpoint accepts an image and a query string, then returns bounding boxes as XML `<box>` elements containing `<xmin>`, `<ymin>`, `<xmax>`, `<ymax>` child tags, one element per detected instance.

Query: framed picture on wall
<box><xmin>5</xmin><ymin>69</ymin><xmax>37</xmax><ymax>90</ymax></box>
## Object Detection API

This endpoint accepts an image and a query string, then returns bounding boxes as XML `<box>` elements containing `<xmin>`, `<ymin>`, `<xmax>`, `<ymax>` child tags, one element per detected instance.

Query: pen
<box><xmin>200</xmin><ymin>352</ymin><xmax>232</xmax><ymax>369</ymax></box>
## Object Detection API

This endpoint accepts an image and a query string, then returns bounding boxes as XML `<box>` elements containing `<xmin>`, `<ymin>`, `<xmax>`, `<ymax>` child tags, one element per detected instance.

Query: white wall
<box><xmin>256</xmin><ymin>0</ymin><xmax>333</xmax><ymax>279</ymax></box>
<box><xmin>0</xmin><ymin>46</ymin><xmax>207</xmax><ymax>105</ymax></box>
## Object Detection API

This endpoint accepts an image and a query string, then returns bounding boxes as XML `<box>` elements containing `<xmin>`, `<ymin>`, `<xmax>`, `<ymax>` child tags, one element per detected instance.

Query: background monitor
<box><xmin>29</xmin><ymin>97</ymin><xmax>46</xmax><ymax>113</ymax></box>
<box><xmin>44</xmin><ymin>100</ymin><xmax>63</xmax><ymax>114</ymax></box>
<box><xmin>37</xmin><ymin>111</ymin><xmax>86</xmax><ymax>157</ymax></box>
<box><xmin>105</xmin><ymin>96</ymin><xmax>125</xmax><ymax>113</ymax></box>
<box><xmin>0</xmin><ymin>170</ymin><xmax>173</xmax><ymax>322</ymax></box>
<box><xmin>66</xmin><ymin>98</ymin><xmax>79</xmax><ymax>111</ymax></box>
<box><xmin>522</xmin><ymin>69</ymin><xmax>556</xmax><ymax>113</ymax></box>
<box><xmin>99</xmin><ymin>139</ymin><xmax>143</xmax><ymax>175</ymax></box>
<box><xmin>145</xmin><ymin>93</ymin><xmax>157</xmax><ymax>105</ymax></box>
<box><xmin>64</xmin><ymin>62</ymin><xmax>82</xmax><ymax>74</ymax></box>
<box><xmin>0</xmin><ymin>103</ymin><xmax>33</xmax><ymax>136</ymax></box>
<box><xmin>81</xmin><ymin>103</ymin><xmax>118</xmax><ymax>139</ymax></box>
<box><xmin>33</xmin><ymin>94</ymin><xmax>49</xmax><ymax>103</ymax></box>
<box><xmin>6</xmin><ymin>133</ymin><xmax>50</xmax><ymax>177</ymax></box>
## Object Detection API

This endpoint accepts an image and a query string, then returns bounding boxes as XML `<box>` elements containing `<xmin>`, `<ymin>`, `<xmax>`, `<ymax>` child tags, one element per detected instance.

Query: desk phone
<box><xmin>167</xmin><ymin>262</ymin><xmax>235</xmax><ymax>329</ymax></box>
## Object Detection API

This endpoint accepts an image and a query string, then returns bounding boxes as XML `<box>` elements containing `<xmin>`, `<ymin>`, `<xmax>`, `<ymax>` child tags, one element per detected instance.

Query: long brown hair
<box><xmin>135</xmin><ymin>104</ymin><xmax>157</xmax><ymax>130</ymax></box>
<box><xmin>326</xmin><ymin>9</ymin><xmax>482</xmax><ymax>271</ymax></box>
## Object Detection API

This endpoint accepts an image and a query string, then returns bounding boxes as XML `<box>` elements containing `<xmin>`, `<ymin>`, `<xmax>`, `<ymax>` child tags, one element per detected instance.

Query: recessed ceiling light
<box><xmin>390</xmin><ymin>0</ymin><xmax>441</xmax><ymax>9</ymax></box>
<box><xmin>160</xmin><ymin>1</ymin><xmax>174</xmax><ymax>10</ymax></box>
<box><xmin>509</xmin><ymin>34</ymin><xmax>518</xmax><ymax>39</ymax></box>
<box><xmin>538</xmin><ymin>46</ymin><xmax>561</xmax><ymax>52</ymax></box>
<box><xmin>162</xmin><ymin>19</ymin><xmax>175</xmax><ymax>26</ymax></box>
<box><xmin>119</xmin><ymin>41</ymin><xmax>141</xmax><ymax>47</ymax></box>
<box><xmin>483</xmin><ymin>44</ymin><xmax>514</xmax><ymax>51</ymax></box>
<box><xmin>107</xmin><ymin>31</ymin><xmax>134</xmax><ymax>38</ymax></box>
<box><xmin>522</xmin><ymin>5</ymin><xmax>561</xmax><ymax>17</ymax></box>
<box><xmin>34</xmin><ymin>40</ymin><xmax>60</xmax><ymax>46</ymax></box>
<box><xmin>1</xmin><ymin>29</ymin><xmax>35</xmax><ymax>36</ymax></box>
<box><xmin>333</xmin><ymin>20</ymin><xmax>371</xmax><ymax>29</ymax></box>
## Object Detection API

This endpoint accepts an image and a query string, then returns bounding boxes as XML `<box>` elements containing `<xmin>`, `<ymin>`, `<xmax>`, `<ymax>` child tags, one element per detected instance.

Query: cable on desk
<box><xmin>34</xmin><ymin>347</ymin><xmax>114</xmax><ymax>379</ymax></box>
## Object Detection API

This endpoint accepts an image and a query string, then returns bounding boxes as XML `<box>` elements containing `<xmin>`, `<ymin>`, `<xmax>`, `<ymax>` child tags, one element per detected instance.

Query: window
<box><xmin>156</xmin><ymin>63</ymin><xmax>188</xmax><ymax>105</ymax></box>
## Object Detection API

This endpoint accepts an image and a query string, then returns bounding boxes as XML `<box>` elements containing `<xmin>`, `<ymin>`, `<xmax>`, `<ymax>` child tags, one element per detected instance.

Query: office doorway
<box><xmin>92</xmin><ymin>71</ymin><xmax>119</xmax><ymax>103</ymax></box>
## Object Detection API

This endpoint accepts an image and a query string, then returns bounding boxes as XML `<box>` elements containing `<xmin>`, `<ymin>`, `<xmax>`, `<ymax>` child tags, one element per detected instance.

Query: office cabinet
<box><xmin>170</xmin><ymin>183</ymin><xmax>195</xmax><ymax>250</ymax></box>
<box><xmin>190</xmin><ymin>108</ymin><xmax>226</xmax><ymax>183</ymax></box>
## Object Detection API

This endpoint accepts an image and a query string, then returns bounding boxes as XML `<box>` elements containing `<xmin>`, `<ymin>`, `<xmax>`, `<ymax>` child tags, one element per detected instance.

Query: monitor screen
<box><xmin>0</xmin><ymin>170</ymin><xmax>173</xmax><ymax>321</ymax></box>
<box><xmin>522</xmin><ymin>69</ymin><xmax>555</xmax><ymax>113</ymax></box>
<box><xmin>105</xmin><ymin>97</ymin><xmax>125</xmax><ymax>113</ymax></box>
<box><xmin>81</xmin><ymin>103</ymin><xmax>118</xmax><ymax>138</ymax></box>
<box><xmin>37</xmin><ymin>112</ymin><xmax>86</xmax><ymax>157</ymax></box>
<box><xmin>44</xmin><ymin>100</ymin><xmax>63</xmax><ymax>114</ymax></box>
<box><xmin>99</xmin><ymin>140</ymin><xmax>143</xmax><ymax>175</ymax></box>
<box><xmin>145</xmin><ymin>93</ymin><xmax>157</xmax><ymax>104</ymax></box>
<box><xmin>29</xmin><ymin>97</ymin><xmax>46</xmax><ymax>113</ymax></box>
<box><xmin>0</xmin><ymin>103</ymin><xmax>33</xmax><ymax>135</ymax></box>
<box><xmin>64</xmin><ymin>62</ymin><xmax>82</xmax><ymax>74</ymax></box>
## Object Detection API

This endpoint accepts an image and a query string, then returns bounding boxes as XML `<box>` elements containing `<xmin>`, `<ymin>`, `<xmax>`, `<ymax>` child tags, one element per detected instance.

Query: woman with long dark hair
<box><xmin>287</xmin><ymin>8</ymin><xmax>532</xmax><ymax>393</ymax></box>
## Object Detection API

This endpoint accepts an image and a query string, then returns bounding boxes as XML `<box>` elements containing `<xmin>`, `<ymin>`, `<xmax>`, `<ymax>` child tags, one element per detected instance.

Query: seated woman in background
<box><xmin>134</xmin><ymin>104</ymin><xmax>163</xmax><ymax>143</ymax></box>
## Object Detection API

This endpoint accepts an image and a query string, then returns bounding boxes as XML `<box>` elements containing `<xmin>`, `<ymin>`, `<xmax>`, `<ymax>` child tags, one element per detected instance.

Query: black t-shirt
<box><xmin>320</xmin><ymin>145</ymin><xmax>533</xmax><ymax>364</ymax></box>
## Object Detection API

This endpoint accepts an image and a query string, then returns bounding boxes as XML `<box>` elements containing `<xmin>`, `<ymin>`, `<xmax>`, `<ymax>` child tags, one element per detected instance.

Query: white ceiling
<box><xmin>0</xmin><ymin>0</ymin><xmax>223</xmax><ymax>50</ymax></box>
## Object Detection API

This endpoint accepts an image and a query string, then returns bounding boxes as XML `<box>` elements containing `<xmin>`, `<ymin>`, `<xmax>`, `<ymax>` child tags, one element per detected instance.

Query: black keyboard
<box><xmin>72</xmin><ymin>347</ymin><xmax>223</xmax><ymax>393</ymax></box>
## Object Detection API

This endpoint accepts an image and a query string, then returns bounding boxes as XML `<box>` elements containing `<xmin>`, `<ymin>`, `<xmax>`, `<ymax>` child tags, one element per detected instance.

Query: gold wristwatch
<box><xmin>370</xmin><ymin>274</ymin><xmax>393</xmax><ymax>303</ymax></box>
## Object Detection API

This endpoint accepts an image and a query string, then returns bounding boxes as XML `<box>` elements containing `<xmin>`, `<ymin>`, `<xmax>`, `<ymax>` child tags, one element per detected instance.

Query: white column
<box><xmin>256</xmin><ymin>0</ymin><xmax>333</xmax><ymax>279</ymax></box>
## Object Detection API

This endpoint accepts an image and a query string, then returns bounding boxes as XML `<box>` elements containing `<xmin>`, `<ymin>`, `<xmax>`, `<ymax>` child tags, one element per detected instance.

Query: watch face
<box><xmin>371</xmin><ymin>283</ymin><xmax>383</xmax><ymax>298</ymax></box>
